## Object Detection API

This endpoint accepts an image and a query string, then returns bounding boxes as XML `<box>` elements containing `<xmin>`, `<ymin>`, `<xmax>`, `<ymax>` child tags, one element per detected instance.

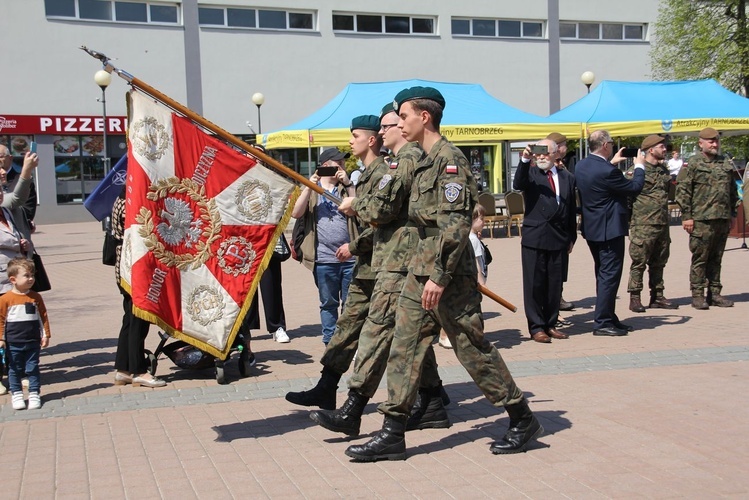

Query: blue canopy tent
<box><xmin>258</xmin><ymin>79</ymin><xmax>571</xmax><ymax>148</ymax></box>
<box><xmin>547</xmin><ymin>79</ymin><xmax>749</xmax><ymax>138</ymax></box>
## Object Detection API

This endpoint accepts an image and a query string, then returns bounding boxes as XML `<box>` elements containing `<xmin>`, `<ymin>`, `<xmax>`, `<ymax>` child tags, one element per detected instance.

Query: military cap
<box><xmin>641</xmin><ymin>134</ymin><xmax>666</xmax><ymax>150</ymax></box>
<box><xmin>380</xmin><ymin>102</ymin><xmax>395</xmax><ymax>118</ymax></box>
<box><xmin>699</xmin><ymin>127</ymin><xmax>720</xmax><ymax>139</ymax></box>
<box><xmin>350</xmin><ymin>115</ymin><xmax>381</xmax><ymax>132</ymax></box>
<box><xmin>319</xmin><ymin>148</ymin><xmax>350</xmax><ymax>164</ymax></box>
<box><xmin>393</xmin><ymin>86</ymin><xmax>445</xmax><ymax>112</ymax></box>
<box><xmin>546</xmin><ymin>132</ymin><xmax>567</xmax><ymax>145</ymax></box>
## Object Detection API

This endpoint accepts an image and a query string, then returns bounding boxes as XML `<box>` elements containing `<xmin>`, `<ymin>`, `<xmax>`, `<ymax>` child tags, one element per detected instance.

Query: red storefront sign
<box><xmin>0</xmin><ymin>115</ymin><xmax>128</xmax><ymax>135</ymax></box>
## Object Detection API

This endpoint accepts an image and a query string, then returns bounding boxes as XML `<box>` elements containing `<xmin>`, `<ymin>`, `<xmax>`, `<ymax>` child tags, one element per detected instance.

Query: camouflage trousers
<box><xmin>320</xmin><ymin>277</ymin><xmax>375</xmax><ymax>375</ymax></box>
<box><xmin>379</xmin><ymin>273</ymin><xmax>523</xmax><ymax>420</ymax></box>
<box><xmin>627</xmin><ymin>224</ymin><xmax>671</xmax><ymax>295</ymax></box>
<box><xmin>688</xmin><ymin>219</ymin><xmax>730</xmax><ymax>295</ymax></box>
<box><xmin>347</xmin><ymin>271</ymin><xmax>441</xmax><ymax>398</ymax></box>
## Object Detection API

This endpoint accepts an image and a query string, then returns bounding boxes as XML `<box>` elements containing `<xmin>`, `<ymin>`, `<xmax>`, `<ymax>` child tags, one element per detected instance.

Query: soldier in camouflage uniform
<box><xmin>309</xmin><ymin>104</ymin><xmax>448</xmax><ymax>437</ymax></box>
<box><xmin>626</xmin><ymin>135</ymin><xmax>679</xmax><ymax>312</ymax></box>
<box><xmin>346</xmin><ymin>87</ymin><xmax>542</xmax><ymax>463</ymax></box>
<box><xmin>676</xmin><ymin>127</ymin><xmax>739</xmax><ymax>309</ymax></box>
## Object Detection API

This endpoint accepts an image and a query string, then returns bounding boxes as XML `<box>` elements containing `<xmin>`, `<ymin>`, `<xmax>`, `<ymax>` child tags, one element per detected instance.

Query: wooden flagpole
<box><xmin>80</xmin><ymin>47</ymin><xmax>515</xmax><ymax>312</ymax></box>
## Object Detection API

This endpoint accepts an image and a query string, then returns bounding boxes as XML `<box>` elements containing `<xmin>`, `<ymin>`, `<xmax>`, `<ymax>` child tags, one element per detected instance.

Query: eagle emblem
<box><xmin>157</xmin><ymin>197</ymin><xmax>203</xmax><ymax>248</ymax></box>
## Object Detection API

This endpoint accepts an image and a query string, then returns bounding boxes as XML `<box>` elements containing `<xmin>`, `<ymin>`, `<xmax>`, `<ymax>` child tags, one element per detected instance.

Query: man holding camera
<box><xmin>625</xmin><ymin>135</ymin><xmax>679</xmax><ymax>313</ymax></box>
<box><xmin>575</xmin><ymin>130</ymin><xmax>645</xmax><ymax>336</ymax></box>
<box><xmin>514</xmin><ymin>139</ymin><xmax>577</xmax><ymax>343</ymax></box>
<box><xmin>676</xmin><ymin>127</ymin><xmax>738</xmax><ymax>309</ymax></box>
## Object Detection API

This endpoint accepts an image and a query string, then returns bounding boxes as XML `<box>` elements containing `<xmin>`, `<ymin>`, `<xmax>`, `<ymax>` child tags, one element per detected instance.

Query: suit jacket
<box><xmin>513</xmin><ymin>160</ymin><xmax>577</xmax><ymax>251</ymax></box>
<box><xmin>575</xmin><ymin>154</ymin><xmax>645</xmax><ymax>242</ymax></box>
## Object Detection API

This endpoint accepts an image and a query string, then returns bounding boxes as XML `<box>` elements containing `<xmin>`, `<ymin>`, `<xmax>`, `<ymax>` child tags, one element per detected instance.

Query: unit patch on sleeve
<box><xmin>378</xmin><ymin>174</ymin><xmax>393</xmax><ymax>190</ymax></box>
<box><xmin>445</xmin><ymin>165</ymin><xmax>458</xmax><ymax>174</ymax></box>
<box><xmin>444</xmin><ymin>182</ymin><xmax>463</xmax><ymax>203</ymax></box>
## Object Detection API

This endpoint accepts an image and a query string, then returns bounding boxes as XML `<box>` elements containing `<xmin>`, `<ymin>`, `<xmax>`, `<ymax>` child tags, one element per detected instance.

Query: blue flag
<box><xmin>83</xmin><ymin>156</ymin><xmax>128</xmax><ymax>221</ymax></box>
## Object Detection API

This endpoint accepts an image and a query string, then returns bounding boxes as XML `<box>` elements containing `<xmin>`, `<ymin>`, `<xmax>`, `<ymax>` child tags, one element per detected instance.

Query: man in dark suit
<box><xmin>576</xmin><ymin>130</ymin><xmax>645</xmax><ymax>336</ymax></box>
<box><xmin>514</xmin><ymin>139</ymin><xmax>578</xmax><ymax>343</ymax></box>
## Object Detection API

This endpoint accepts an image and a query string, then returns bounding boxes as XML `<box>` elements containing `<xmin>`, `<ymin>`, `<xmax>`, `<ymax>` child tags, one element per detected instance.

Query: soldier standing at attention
<box><xmin>676</xmin><ymin>127</ymin><xmax>738</xmax><ymax>309</ymax></box>
<box><xmin>345</xmin><ymin>87</ymin><xmax>542</xmax><ymax>462</ymax></box>
<box><xmin>627</xmin><ymin>135</ymin><xmax>679</xmax><ymax>313</ymax></box>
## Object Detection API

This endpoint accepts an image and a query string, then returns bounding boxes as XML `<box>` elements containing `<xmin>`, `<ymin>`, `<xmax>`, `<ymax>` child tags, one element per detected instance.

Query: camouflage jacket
<box><xmin>353</xmin><ymin>142</ymin><xmax>423</xmax><ymax>273</ymax></box>
<box><xmin>347</xmin><ymin>155</ymin><xmax>388</xmax><ymax>280</ymax></box>
<box><xmin>408</xmin><ymin>136</ymin><xmax>478</xmax><ymax>286</ymax></box>
<box><xmin>626</xmin><ymin>160</ymin><xmax>670</xmax><ymax>226</ymax></box>
<box><xmin>676</xmin><ymin>153</ymin><xmax>738</xmax><ymax>221</ymax></box>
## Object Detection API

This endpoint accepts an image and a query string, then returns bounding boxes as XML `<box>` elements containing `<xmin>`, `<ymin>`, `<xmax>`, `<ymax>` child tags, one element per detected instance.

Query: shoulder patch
<box><xmin>445</xmin><ymin>165</ymin><xmax>458</xmax><ymax>174</ymax></box>
<box><xmin>389</xmin><ymin>161</ymin><xmax>398</xmax><ymax>169</ymax></box>
<box><xmin>444</xmin><ymin>182</ymin><xmax>463</xmax><ymax>203</ymax></box>
<box><xmin>378</xmin><ymin>174</ymin><xmax>393</xmax><ymax>190</ymax></box>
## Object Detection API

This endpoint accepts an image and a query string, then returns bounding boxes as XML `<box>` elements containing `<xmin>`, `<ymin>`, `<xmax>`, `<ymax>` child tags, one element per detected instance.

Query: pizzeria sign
<box><xmin>0</xmin><ymin>114</ymin><xmax>128</xmax><ymax>135</ymax></box>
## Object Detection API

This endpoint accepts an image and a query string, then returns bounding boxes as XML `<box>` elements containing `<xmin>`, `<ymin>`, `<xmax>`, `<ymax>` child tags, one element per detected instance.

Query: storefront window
<box><xmin>53</xmin><ymin>135</ymin><xmax>122</xmax><ymax>204</ymax></box>
<box><xmin>458</xmin><ymin>146</ymin><xmax>494</xmax><ymax>192</ymax></box>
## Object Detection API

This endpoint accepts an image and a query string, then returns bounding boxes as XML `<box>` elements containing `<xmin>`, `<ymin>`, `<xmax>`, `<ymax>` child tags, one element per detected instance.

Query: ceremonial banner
<box><xmin>121</xmin><ymin>90</ymin><xmax>298</xmax><ymax>357</ymax></box>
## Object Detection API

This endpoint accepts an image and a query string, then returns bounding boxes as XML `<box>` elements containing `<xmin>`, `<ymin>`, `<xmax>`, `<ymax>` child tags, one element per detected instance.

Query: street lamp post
<box><xmin>581</xmin><ymin>71</ymin><xmax>595</xmax><ymax>94</ymax></box>
<box><xmin>252</xmin><ymin>92</ymin><xmax>265</xmax><ymax>136</ymax></box>
<box><xmin>94</xmin><ymin>69</ymin><xmax>112</xmax><ymax>174</ymax></box>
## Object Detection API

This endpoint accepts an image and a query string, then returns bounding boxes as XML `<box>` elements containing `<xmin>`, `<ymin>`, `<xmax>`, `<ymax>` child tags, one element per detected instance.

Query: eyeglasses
<box><xmin>380</xmin><ymin>123</ymin><xmax>399</xmax><ymax>131</ymax></box>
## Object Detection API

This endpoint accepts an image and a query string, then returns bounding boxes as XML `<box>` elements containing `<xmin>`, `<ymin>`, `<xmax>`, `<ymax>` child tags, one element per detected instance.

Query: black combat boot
<box><xmin>691</xmin><ymin>293</ymin><xmax>709</xmax><ymax>310</ymax></box>
<box><xmin>489</xmin><ymin>399</ymin><xmax>543</xmax><ymax>454</ymax></box>
<box><xmin>629</xmin><ymin>293</ymin><xmax>646</xmax><ymax>313</ymax></box>
<box><xmin>345</xmin><ymin>416</ymin><xmax>407</xmax><ymax>462</ymax></box>
<box><xmin>309</xmin><ymin>390</ymin><xmax>369</xmax><ymax>436</ymax></box>
<box><xmin>407</xmin><ymin>386</ymin><xmax>451</xmax><ymax>431</ymax></box>
<box><xmin>285</xmin><ymin>367</ymin><xmax>340</xmax><ymax>410</ymax></box>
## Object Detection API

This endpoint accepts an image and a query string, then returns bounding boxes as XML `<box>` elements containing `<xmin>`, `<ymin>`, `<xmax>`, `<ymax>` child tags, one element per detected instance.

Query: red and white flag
<box><xmin>121</xmin><ymin>90</ymin><xmax>298</xmax><ymax>357</ymax></box>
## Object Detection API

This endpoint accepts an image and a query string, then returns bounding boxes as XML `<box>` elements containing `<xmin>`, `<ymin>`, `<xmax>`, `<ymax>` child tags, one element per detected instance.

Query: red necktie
<box><xmin>547</xmin><ymin>170</ymin><xmax>556</xmax><ymax>194</ymax></box>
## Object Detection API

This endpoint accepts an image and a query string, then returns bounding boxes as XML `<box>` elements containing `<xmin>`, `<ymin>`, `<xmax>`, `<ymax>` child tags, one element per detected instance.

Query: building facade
<box><xmin>1</xmin><ymin>0</ymin><xmax>659</xmax><ymax>223</ymax></box>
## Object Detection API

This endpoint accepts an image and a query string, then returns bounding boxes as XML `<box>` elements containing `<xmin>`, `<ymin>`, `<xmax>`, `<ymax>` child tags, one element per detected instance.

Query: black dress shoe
<box><xmin>614</xmin><ymin>321</ymin><xmax>635</xmax><ymax>332</ymax></box>
<box><xmin>593</xmin><ymin>326</ymin><xmax>628</xmax><ymax>336</ymax></box>
<box><xmin>559</xmin><ymin>297</ymin><xmax>575</xmax><ymax>311</ymax></box>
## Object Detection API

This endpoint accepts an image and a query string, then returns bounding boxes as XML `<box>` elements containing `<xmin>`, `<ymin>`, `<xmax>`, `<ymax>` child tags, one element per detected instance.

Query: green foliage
<box><xmin>652</xmin><ymin>0</ymin><xmax>749</xmax><ymax>160</ymax></box>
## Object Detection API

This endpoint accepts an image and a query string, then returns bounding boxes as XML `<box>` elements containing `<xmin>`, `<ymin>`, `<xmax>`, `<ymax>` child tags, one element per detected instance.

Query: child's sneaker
<box><xmin>0</xmin><ymin>383</ymin><xmax>7</xmax><ymax>395</ymax></box>
<box><xmin>28</xmin><ymin>392</ymin><xmax>41</xmax><ymax>410</ymax></box>
<box><xmin>11</xmin><ymin>392</ymin><xmax>26</xmax><ymax>410</ymax></box>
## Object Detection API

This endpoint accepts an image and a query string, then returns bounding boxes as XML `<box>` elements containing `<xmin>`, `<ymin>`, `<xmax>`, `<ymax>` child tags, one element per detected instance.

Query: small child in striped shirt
<box><xmin>0</xmin><ymin>258</ymin><xmax>51</xmax><ymax>410</ymax></box>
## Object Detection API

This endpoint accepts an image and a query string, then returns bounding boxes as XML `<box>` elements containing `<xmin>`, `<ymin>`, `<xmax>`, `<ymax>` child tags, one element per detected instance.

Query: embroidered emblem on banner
<box><xmin>444</xmin><ymin>182</ymin><xmax>463</xmax><ymax>203</ymax></box>
<box><xmin>236</xmin><ymin>179</ymin><xmax>272</xmax><ymax>221</ymax></box>
<box><xmin>378</xmin><ymin>174</ymin><xmax>393</xmax><ymax>190</ymax></box>
<box><xmin>131</xmin><ymin>116</ymin><xmax>170</xmax><ymax>161</ymax></box>
<box><xmin>188</xmin><ymin>285</ymin><xmax>225</xmax><ymax>326</ymax></box>
<box><xmin>445</xmin><ymin>165</ymin><xmax>458</xmax><ymax>174</ymax></box>
<box><xmin>136</xmin><ymin>177</ymin><xmax>221</xmax><ymax>271</ymax></box>
<box><xmin>217</xmin><ymin>236</ymin><xmax>256</xmax><ymax>277</ymax></box>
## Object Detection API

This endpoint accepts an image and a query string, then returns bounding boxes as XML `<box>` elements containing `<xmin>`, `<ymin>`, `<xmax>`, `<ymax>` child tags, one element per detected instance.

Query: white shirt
<box><xmin>667</xmin><ymin>158</ymin><xmax>683</xmax><ymax>176</ymax></box>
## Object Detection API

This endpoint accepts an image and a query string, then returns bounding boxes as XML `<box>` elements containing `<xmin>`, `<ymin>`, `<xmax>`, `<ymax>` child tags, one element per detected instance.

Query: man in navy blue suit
<box><xmin>576</xmin><ymin>130</ymin><xmax>645</xmax><ymax>336</ymax></box>
<box><xmin>513</xmin><ymin>138</ymin><xmax>577</xmax><ymax>343</ymax></box>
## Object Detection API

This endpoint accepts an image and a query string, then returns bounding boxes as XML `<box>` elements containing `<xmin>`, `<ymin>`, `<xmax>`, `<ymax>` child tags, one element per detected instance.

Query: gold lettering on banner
<box><xmin>217</xmin><ymin>236</ymin><xmax>256</xmax><ymax>277</ymax></box>
<box><xmin>146</xmin><ymin>268</ymin><xmax>169</xmax><ymax>303</ymax></box>
<box><xmin>188</xmin><ymin>285</ymin><xmax>225</xmax><ymax>326</ymax></box>
<box><xmin>192</xmin><ymin>146</ymin><xmax>218</xmax><ymax>186</ymax></box>
<box><xmin>236</xmin><ymin>179</ymin><xmax>272</xmax><ymax>222</ymax></box>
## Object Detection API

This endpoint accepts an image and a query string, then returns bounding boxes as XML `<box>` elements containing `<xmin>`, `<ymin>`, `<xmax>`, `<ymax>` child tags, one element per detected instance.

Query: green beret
<box><xmin>393</xmin><ymin>86</ymin><xmax>445</xmax><ymax>112</ymax></box>
<box><xmin>350</xmin><ymin>115</ymin><xmax>381</xmax><ymax>132</ymax></box>
<box><xmin>380</xmin><ymin>102</ymin><xmax>395</xmax><ymax>118</ymax></box>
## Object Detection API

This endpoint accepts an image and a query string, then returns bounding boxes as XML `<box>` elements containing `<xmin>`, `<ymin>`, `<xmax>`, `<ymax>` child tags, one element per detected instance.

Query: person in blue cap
<box><xmin>345</xmin><ymin>87</ymin><xmax>543</xmax><ymax>462</ymax></box>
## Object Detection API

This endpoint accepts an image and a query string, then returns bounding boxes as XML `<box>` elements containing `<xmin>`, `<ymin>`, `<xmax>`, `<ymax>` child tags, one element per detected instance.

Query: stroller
<box><xmin>146</xmin><ymin>330</ymin><xmax>253</xmax><ymax>385</ymax></box>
